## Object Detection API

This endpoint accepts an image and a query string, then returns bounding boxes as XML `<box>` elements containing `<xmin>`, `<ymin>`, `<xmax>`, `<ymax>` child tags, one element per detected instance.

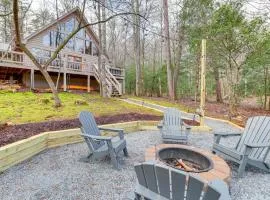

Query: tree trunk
<box><xmin>141</xmin><ymin>29</ymin><xmax>145</xmax><ymax>95</ymax></box>
<box><xmin>264</xmin><ymin>66</ymin><xmax>268</xmax><ymax>110</ymax></box>
<box><xmin>133</xmin><ymin>0</ymin><xmax>142</xmax><ymax>96</ymax></box>
<box><xmin>123</xmin><ymin>24</ymin><xmax>128</xmax><ymax>67</ymax></box>
<box><xmin>101</xmin><ymin>0</ymin><xmax>108</xmax><ymax>97</ymax></box>
<box><xmin>214</xmin><ymin>67</ymin><xmax>223</xmax><ymax>103</ymax></box>
<box><xmin>13</xmin><ymin>0</ymin><xmax>61</xmax><ymax>107</ymax></box>
<box><xmin>163</xmin><ymin>0</ymin><xmax>174</xmax><ymax>99</ymax></box>
<box><xmin>173</xmin><ymin>23</ymin><xmax>185</xmax><ymax>100</ymax></box>
<box><xmin>22</xmin><ymin>46</ymin><xmax>62</xmax><ymax>107</ymax></box>
<box><xmin>97</xmin><ymin>0</ymin><xmax>104</xmax><ymax>96</ymax></box>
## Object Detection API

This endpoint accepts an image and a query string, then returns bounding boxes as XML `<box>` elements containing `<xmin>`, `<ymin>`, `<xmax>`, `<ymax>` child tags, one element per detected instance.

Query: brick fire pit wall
<box><xmin>145</xmin><ymin>144</ymin><xmax>231</xmax><ymax>183</ymax></box>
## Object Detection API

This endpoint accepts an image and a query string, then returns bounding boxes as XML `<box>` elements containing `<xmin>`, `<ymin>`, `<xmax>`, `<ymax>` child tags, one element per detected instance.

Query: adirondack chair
<box><xmin>213</xmin><ymin>116</ymin><xmax>270</xmax><ymax>177</ymax></box>
<box><xmin>134</xmin><ymin>162</ymin><xmax>231</xmax><ymax>200</ymax></box>
<box><xmin>158</xmin><ymin>108</ymin><xmax>191</xmax><ymax>144</ymax></box>
<box><xmin>79</xmin><ymin>111</ymin><xmax>128</xmax><ymax>169</ymax></box>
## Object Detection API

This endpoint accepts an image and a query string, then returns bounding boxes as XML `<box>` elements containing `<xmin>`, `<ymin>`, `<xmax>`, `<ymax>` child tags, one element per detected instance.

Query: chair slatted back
<box><xmin>163</xmin><ymin>108</ymin><xmax>183</xmax><ymax>132</ymax></box>
<box><xmin>134</xmin><ymin>163</ymin><xmax>222</xmax><ymax>200</ymax></box>
<box><xmin>171</xmin><ymin>169</ymin><xmax>186</xmax><ymax>200</ymax></box>
<box><xmin>236</xmin><ymin>116</ymin><xmax>270</xmax><ymax>160</ymax></box>
<box><xmin>186</xmin><ymin>175</ymin><xmax>205</xmax><ymax>200</ymax></box>
<box><xmin>79</xmin><ymin>111</ymin><xmax>105</xmax><ymax>150</ymax></box>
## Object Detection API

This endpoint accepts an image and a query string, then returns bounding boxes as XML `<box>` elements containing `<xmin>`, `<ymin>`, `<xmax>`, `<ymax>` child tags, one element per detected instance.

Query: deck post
<box><xmin>87</xmin><ymin>75</ymin><xmax>90</xmax><ymax>93</ymax></box>
<box><xmin>63</xmin><ymin>72</ymin><xmax>67</xmax><ymax>92</ymax></box>
<box><xmin>63</xmin><ymin>55</ymin><xmax>67</xmax><ymax>92</ymax></box>
<box><xmin>30</xmin><ymin>68</ymin><xmax>34</xmax><ymax>89</ymax></box>
<box><xmin>122</xmin><ymin>78</ymin><xmax>125</xmax><ymax>94</ymax></box>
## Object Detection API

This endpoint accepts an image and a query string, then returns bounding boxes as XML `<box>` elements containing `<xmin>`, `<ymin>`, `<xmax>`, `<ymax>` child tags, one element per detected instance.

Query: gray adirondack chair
<box><xmin>79</xmin><ymin>111</ymin><xmax>128</xmax><ymax>169</ymax></box>
<box><xmin>158</xmin><ymin>108</ymin><xmax>191</xmax><ymax>144</ymax></box>
<box><xmin>134</xmin><ymin>162</ymin><xmax>231</xmax><ymax>200</ymax></box>
<box><xmin>213</xmin><ymin>116</ymin><xmax>270</xmax><ymax>177</ymax></box>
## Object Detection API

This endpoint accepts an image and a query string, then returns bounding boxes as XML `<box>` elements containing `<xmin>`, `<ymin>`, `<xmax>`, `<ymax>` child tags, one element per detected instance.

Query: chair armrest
<box><xmin>157</xmin><ymin>120</ymin><xmax>163</xmax><ymax>129</ymax></box>
<box><xmin>242</xmin><ymin>142</ymin><xmax>270</xmax><ymax>158</ymax></box>
<box><xmin>98</xmin><ymin>127</ymin><xmax>124</xmax><ymax>132</ymax></box>
<box><xmin>214</xmin><ymin>132</ymin><xmax>242</xmax><ymax>144</ymax></box>
<box><xmin>80</xmin><ymin>133</ymin><xmax>112</xmax><ymax>141</ymax></box>
<box><xmin>98</xmin><ymin>127</ymin><xmax>124</xmax><ymax>139</ymax></box>
<box><xmin>182</xmin><ymin>121</ymin><xmax>191</xmax><ymax>130</ymax></box>
<box><xmin>214</xmin><ymin>132</ymin><xmax>242</xmax><ymax>137</ymax></box>
<box><xmin>245</xmin><ymin>142</ymin><xmax>270</xmax><ymax>148</ymax></box>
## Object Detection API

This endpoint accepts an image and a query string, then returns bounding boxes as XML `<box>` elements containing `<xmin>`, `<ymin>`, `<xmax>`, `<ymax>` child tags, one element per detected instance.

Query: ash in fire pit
<box><xmin>158</xmin><ymin>147</ymin><xmax>213</xmax><ymax>173</ymax></box>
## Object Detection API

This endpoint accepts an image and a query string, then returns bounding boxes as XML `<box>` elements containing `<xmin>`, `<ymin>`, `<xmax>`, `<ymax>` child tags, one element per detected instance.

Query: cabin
<box><xmin>0</xmin><ymin>8</ymin><xmax>124</xmax><ymax>96</ymax></box>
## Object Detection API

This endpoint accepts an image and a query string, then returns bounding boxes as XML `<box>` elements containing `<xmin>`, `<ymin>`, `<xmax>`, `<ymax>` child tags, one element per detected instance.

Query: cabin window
<box><xmin>92</xmin><ymin>43</ymin><xmax>98</xmax><ymax>56</ymax></box>
<box><xmin>86</xmin><ymin>33</ymin><xmax>90</xmax><ymax>40</ymax></box>
<box><xmin>75</xmin><ymin>38</ymin><xmax>84</xmax><ymax>53</ymax></box>
<box><xmin>85</xmin><ymin>40</ymin><xmax>92</xmax><ymax>55</ymax></box>
<box><xmin>65</xmin><ymin>18</ymin><xmax>75</xmax><ymax>33</ymax></box>
<box><xmin>42</xmin><ymin>32</ymin><xmax>51</xmax><ymax>46</ymax></box>
<box><xmin>78</xmin><ymin>29</ymin><xmax>85</xmax><ymax>38</ymax></box>
<box><xmin>55</xmin><ymin>32</ymin><xmax>65</xmax><ymax>47</ymax></box>
<box><xmin>56</xmin><ymin>23</ymin><xmax>65</xmax><ymax>32</ymax></box>
<box><xmin>31</xmin><ymin>47</ymin><xmax>51</xmax><ymax>65</ymax></box>
<box><xmin>68</xmin><ymin>55</ymin><xmax>82</xmax><ymax>63</ymax></box>
<box><xmin>67</xmin><ymin>38</ymin><xmax>74</xmax><ymax>50</ymax></box>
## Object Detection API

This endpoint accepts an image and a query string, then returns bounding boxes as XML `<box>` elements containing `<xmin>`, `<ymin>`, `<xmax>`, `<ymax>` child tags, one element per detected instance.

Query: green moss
<box><xmin>0</xmin><ymin>91</ymin><xmax>161</xmax><ymax>124</ymax></box>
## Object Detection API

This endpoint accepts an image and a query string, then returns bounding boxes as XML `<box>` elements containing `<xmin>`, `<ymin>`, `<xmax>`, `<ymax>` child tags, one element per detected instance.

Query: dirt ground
<box><xmin>0</xmin><ymin>113</ymin><xmax>162</xmax><ymax>147</ymax></box>
<box><xmin>0</xmin><ymin>112</ymin><xmax>201</xmax><ymax>147</ymax></box>
<box><xmin>179</xmin><ymin>98</ymin><xmax>269</xmax><ymax>127</ymax></box>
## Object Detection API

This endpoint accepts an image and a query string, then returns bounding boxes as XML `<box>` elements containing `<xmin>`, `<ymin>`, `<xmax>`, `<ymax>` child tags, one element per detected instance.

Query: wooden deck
<box><xmin>0</xmin><ymin>49</ymin><xmax>124</xmax><ymax>95</ymax></box>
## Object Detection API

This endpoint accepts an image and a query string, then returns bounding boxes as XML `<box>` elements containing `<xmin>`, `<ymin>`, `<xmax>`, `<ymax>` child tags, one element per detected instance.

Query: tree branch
<box><xmin>13</xmin><ymin>0</ymin><xmax>21</xmax><ymax>46</ymax></box>
<box><xmin>0</xmin><ymin>12</ymin><xmax>12</xmax><ymax>17</ymax></box>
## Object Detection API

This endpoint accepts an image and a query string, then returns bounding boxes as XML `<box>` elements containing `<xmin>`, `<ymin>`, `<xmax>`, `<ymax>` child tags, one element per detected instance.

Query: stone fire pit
<box><xmin>145</xmin><ymin>144</ymin><xmax>231</xmax><ymax>183</ymax></box>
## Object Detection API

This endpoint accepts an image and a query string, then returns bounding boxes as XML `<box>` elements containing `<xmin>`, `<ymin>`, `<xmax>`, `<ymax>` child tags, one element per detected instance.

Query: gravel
<box><xmin>1</xmin><ymin>120</ymin><xmax>270</xmax><ymax>200</ymax></box>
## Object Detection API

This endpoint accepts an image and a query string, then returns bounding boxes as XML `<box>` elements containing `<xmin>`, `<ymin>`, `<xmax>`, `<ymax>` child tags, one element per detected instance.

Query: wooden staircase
<box><xmin>93</xmin><ymin>64</ymin><xmax>122</xmax><ymax>97</ymax></box>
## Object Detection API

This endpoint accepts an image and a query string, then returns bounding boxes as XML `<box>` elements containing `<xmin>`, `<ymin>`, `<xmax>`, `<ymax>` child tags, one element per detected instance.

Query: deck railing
<box><xmin>67</xmin><ymin>61</ymin><xmax>93</xmax><ymax>73</ymax></box>
<box><xmin>0</xmin><ymin>48</ymin><xmax>124</xmax><ymax>77</ymax></box>
<box><xmin>36</xmin><ymin>57</ymin><xmax>63</xmax><ymax>69</ymax></box>
<box><xmin>0</xmin><ymin>50</ymin><xmax>24</xmax><ymax>65</ymax></box>
<box><xmin>108</xmin><ymin>67</ymin><xmax>124</xmax><ymax>77</ymax></box>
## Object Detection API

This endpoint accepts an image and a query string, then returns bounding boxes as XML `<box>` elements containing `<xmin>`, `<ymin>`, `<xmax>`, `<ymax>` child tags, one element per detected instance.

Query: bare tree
<box><xmin>163</xmin><ymin>0</ymin><xmax>173</xmax><ymax>99</ymax></box>
<box><xmin>132</xmin><ymin>0</ymin><xmax>142</xmax><ymax>96</ymax></box>
<box><xmin>13</xmin><ymin>0</ymin><xmax>140</xmax><ymax>106</ymax></box>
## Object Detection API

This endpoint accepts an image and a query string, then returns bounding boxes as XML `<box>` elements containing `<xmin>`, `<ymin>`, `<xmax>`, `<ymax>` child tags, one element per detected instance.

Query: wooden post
<box><xmin>200</xmin><ymin>39</ymin><xmax>206</xmax><ymax>126</ymax></box>
<box><xmin>63</xmin><ymin>55</ymin><xmax>67</xmax><ymax>92</ymax></box>
<box><xmin>87</xmin><ymin>75</ymin><xmax>90</xmax><ymax>93</ymax></box>
<box><xmin>122</xmin><ymin>78</ymin><xmax>125</xmax><ymax>95</ymax></box>
<box><xmin>63</xmin><ymin>72</ymin><xmax>67</xmax><ymax>92</ymax></box>
<box><xmin>30</xmin><ymin>68</ymin><xmax>34</xmax><ymax>89</ymax></box>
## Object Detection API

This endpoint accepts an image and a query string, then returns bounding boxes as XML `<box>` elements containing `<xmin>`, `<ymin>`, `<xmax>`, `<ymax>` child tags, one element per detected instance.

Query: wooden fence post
<box><xmin>200</xmin><ymin>39</ymin><xmax>206</xmax><ymax>126</ymax></box>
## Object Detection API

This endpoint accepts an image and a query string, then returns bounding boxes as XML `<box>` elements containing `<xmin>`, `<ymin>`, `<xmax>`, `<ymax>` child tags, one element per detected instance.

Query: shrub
<box><xmin>74</xmin><ymin>99</ymin><xmax>88</xmax><ymax>105</ymax></box>
<box><xmin>40</xmin><ymin>98</ymin><xmax>50</xmax><ymax>104</ymax></box>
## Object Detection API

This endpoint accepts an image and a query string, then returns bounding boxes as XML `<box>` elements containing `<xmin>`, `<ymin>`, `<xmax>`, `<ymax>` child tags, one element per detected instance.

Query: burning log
<box><xmin>176</xmin><ymin>159</ymin><xmax>194</xmax><ymax>171</ymax></box>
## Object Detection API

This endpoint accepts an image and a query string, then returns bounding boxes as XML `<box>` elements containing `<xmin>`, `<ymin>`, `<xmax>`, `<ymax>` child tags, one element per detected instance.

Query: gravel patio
<box><xmin>0</xmin><ymin>119</ymin><xmax>270</xmax><ymax>200</ymax></box>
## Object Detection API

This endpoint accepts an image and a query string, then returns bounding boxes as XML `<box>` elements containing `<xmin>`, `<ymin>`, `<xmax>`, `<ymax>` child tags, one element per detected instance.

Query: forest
<box><xmin>0</xmin><ymin>0</ymin><xmax>269</xmax><ymax>117</ymax></box>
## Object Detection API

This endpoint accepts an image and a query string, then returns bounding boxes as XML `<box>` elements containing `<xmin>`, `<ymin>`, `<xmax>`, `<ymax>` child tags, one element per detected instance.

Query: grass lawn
<box><xmin>0</xmin><ymin>91</ymin><xmax>161</xmax><ymax>124</ymax></box>
<box><xmin>127</xmin><ymin>96</ymin><xmax>195</xmax><ymax>113</ymax></box>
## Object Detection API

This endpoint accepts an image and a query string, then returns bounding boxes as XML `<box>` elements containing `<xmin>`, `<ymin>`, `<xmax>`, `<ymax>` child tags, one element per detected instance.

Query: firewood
<box><xmin>177</xmin><ymin>159</ymin><xmax>194</xmax><ymax>171</ymax></box>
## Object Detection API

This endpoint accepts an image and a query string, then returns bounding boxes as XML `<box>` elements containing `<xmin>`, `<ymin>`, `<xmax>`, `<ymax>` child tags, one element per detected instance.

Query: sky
<box><xmin>30</xmin><ymin>0</ymin><xmax>270</xmax><ymax>18</ymax></box>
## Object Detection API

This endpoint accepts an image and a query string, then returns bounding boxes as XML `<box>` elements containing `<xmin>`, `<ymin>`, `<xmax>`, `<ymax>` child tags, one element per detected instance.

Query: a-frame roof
<box><xmin>25</xmin><ymin>7</ymin><xmax>99</xmax><ymax>45</ymax></box>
